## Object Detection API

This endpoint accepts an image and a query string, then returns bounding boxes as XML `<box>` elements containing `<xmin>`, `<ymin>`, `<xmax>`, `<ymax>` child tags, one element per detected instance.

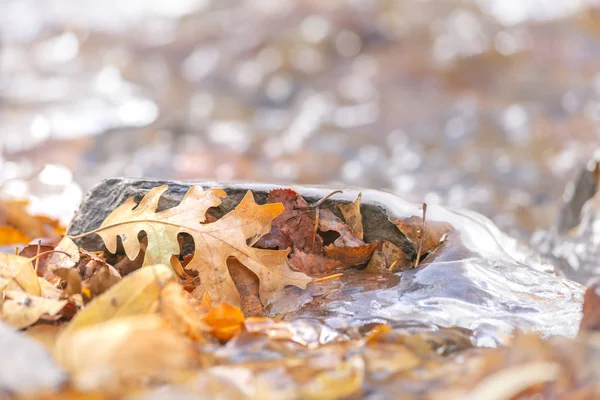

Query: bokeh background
<box><xmin>1</xmin><ymin>0</ymin><xmax>599</xmax><ymax>238</ymax></box>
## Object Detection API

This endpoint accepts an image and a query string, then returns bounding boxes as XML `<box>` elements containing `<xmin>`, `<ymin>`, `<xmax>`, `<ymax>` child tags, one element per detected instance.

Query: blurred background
<box><xmin>1</xmin><ymin>0</ymin><xmax>599</xmax><ymax>238</ymax></box>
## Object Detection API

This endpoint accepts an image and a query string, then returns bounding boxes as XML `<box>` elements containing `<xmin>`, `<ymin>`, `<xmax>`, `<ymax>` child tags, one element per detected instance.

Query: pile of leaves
<box><xmin>1</xmin><ymin>185</ymin><xmax>599</xmax><ymax>399</ymax></box>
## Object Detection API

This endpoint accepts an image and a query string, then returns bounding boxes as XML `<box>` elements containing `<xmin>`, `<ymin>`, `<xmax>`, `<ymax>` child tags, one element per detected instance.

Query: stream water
<box><xmin>2</xmin><ymin>0</ymin><xmax>600</xmax><ymax>350</ymax></box>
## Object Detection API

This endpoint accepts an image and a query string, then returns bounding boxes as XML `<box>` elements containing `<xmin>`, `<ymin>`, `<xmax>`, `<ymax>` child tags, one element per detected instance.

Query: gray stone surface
<box><xmin>67</xmin><ymin>178</ymin><xmax>413</xmax><ymax>255</ymax></box>
<box><xmin>0</xmin><ymin>322</ymin><xmax>66</xmax><ymax>394</ymax></box>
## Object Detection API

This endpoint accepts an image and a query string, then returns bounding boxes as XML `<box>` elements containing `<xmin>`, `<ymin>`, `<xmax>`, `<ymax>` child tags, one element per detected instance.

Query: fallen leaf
<box><xmin>85</xmin><ymin>186</ymin><xmax>312</xmax><ymax>306</ymax></box>
<box><xmin>227</xmin><ymin>257</ymin><xmax>265</xmax><ymax>317</ymax></box>
<box><xmin>0</xmin><ymin>199</ymin><xmax>62</xmax><ymax>241</ymax></box>
<box><xmin>365</xmin><ymin>241</ymin><xmax>412</xmax><ymax>272</ymax></box>
<box><xmin>19</xmin><ymin>244</ymin><xmax>56</xmax><ymax>276</ymax></box>
<box><xmin>0</xmin><ymin>253</ymin><xmax>41</xmax><ymax>296</ymax></box>
<box><xmin>57</xmin><ymin>314</ymin><xmax>199</xmax><ymax>391</ymax></box>
<box><xmin>203</xmin><ymin>302</ymin><xmax>245</xmax><ymax>341</ymax></box>
<box><xmin>323</xmin><ymin>242</ymin><xmax>379</xmax><ymax>268</ymax></box>
<box><xmin>289</xmin><ymin>251</ymin><xmax>345</xmax><ymax>274</ymax></box>
<box><xmin>580</xmin><ymin>279</ymin><xmax>600</xmax><ymax>332</ymax></box>
<box><xmin>93</xmin><ymin>185</ymin><xmax>225</xmax><ymax>266</ymax></box>
<box><xmin>0</xmin><ymin>226</ymin><xmax>32</xmax><ymax>246</ymax></box>
<box><xmin>255</xmin><ymin>189</ymin><xmax>322</xmax><ymax>253</ymax></box>
<box><xmin>300</xmin><ymin>354</ymin><xmax>365</xmax><ymax>400</ymax></box>
<box><xmin>338</xmin><ymin>193</ymin><xmax>363</xmax><ymax>241</ymax></box>
<box><xmin>56</xmin><ymin>264</ymin><xmax>175</xmax><ymax>342</ymax></box>
<box><xmin>393</xmin><ymin>216</ymin><xmax>453</xmax><ymax>256</ymax></box>
<box><xmin>85</xmin><ymin>265</ymin><xmax>121</xmax><ymax>300</ymax></box>
<box><xmin>1</xmin><ymin>290</ymin><xmax>67</xmax><ymax>329</ymax></box>
<box><xmin>55</xmin><ymin>268</ymin><xmax>82</xmax><ymax>298</ymax></box>
<box><xmin>319</xmin><ymin>208</ymin><xmax>364</xmax><ymax>247</ymax></box>
<box><xmin>159</xmin><ymin>282</ymin><xmax>210</xmax><ymax>342</ymax></box>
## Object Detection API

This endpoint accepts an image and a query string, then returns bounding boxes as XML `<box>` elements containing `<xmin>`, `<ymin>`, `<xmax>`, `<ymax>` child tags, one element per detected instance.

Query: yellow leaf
<box><xmin>0</xmin><ymin>225</ymin><xmax>32</xmax><ymax>245</ymax></box>
<box><xmin>159</xmin><ymin>281</ymin><xmax>211</xmax><ymax>342</ymax></box>
<box><xmin>95</xmin><ymin>185</ymin><xmax>226</xmax><ymax>265</ymax></box>
<box><xmin>58</xmin><ymin>314</ymin><xmax>198</xmax><ymax>391</ymax></box>
<box><xmin>301</xmin><ymin>354</ymin><xmax>365</xmax><ymax>400</ymax></box>
<box><xmin>202</xmin><ymin>302</ymin><xmax>245</xmax><ymax>341</ymax></box>
<box><xmin>0</xmin><ymin>253</ymin><xmax>41</xmax><ymax>296</ymax></box>
<box><xmin>55</xmin><ymin>264</ymin><xmax>174</xmax><ymax>344</ymax></box>
<box><xmin>83</xmin><ymin>186</ymin><xmax>312</xmax><ymax>306</ymax></box>
<box><xmin>1</xmin><ymin>290</ymin><xmax>67</xmax><ymax>329</ymax></box>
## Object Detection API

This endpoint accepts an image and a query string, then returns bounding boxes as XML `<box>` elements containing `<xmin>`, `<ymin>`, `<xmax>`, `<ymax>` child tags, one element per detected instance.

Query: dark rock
<box><xmin>0</xmin><ymin>322</ymin><xmax>66</xmax><ymax>394</ymax></box>
<box><xmin>67</xmin><ymin>178</ymin><xmax>413</xmax><ymax>255</ymax></box>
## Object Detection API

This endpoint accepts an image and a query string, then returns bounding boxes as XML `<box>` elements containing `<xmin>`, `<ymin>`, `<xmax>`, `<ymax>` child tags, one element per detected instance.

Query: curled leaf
<box><xmin>58</xmin><ymin>314</ymin><xmax>199</xmax><ymax>391</ymax></box>
<box><xmin>338</xmin><ymin>193</ymin><xmax>363</xmax><ymax>241</ymax></box>
<box><xmin>0</xmin><ymin>253</ymin><xmax>41</xmax><ymax>296</ymax></box>
<box><xmin>1</xmin><ymin>290</ymin><xmax>67</xmax><ymax>329</ymax></box>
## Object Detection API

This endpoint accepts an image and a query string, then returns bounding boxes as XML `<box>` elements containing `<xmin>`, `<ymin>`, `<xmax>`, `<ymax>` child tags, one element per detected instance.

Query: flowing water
<box><xmin>2</xmin><ymin>0</ymin><xmax>600</xmax><ymax>350</ymax></box>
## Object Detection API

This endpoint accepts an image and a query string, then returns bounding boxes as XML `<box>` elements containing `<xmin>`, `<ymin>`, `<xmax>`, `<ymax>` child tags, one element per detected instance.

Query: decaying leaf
<box><xmin>83</xmin><ymin>186</ymin><xmax>312</xmax><ymax>307</ymax></box>
<box><xmin>300</xmin><ymin>354</ymin><xmax>365</xmax><ymax>400</ymax></box>
<box><xmin>202</xmin><ymin>302</ymin><xmax>245</xmax><ymax>341</ymax></box>
<box><xmin>159</xmin><ymin>281</ymin><xmax>210</xmax><ymax>342</ymax></box>
<box><xmin>227</xmin><ymin>258</ymin><xmax>264</xmax><ymax>317</ymax></box>
<box><xmin>1</xmin><ymin>290</ymin><xmax>67</xmax><ymax>329</ymax></box>
<box><xmin>56</xmin><ymin>264</ymin><xmax>175</xmax><ymax>343</ymax></box>
<box><xmin>55</xmin><ymin>268</ymin><xmax>82</xmax><ymax>298</ymax></box>
<box><xmin>58</xmin><ymin>314</ymin><xmax>199</xmax><ymax>391</ymax></box>
<box><xmin>256</xmin><ymin>189</ymin><xmax>322</xmax><ymax>253</ymax></box>
<box><xmin>289</xmin><ymin>251</ymin><xmax>345</xmax><ymax>275</ymax></box>
<box><xmin>323</xmin><ymin>242</ymin><xmax>379</xmax><ymax>267</ymax></box>
<box><xmin>0</xmin><ymin>253</ymin><xmax>41</xmax><ymax>296</ymax></box>
<box><xmin>393</xmin><ymin>216</ymin><xmax>453</xmax><ymax>257</ymax></box>
<box><xmin>319</xmin><ymin>208</ymin><xmax>364</xmax><ymax>247</ymax></box>
<box><xmin>85</xmin><ymin>265</ymin><xmax>121</xmax><ymax>300</ymax></box>
<box><xmin>365</xmin><ymin>241</ymin><xmax>412</xmax><ymax>272</ymax></box>
<box><xmin>338</xmin><ymin>193</ymin><xmax>363</xmax><ymax>241</ymax></box>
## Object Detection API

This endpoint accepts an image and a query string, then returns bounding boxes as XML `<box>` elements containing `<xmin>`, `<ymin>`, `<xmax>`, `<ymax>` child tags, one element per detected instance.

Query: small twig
<box><xmin>294</xmin><ymin>190</ymin><xmax>343</xmax><ymax>252</ymax></box>
<box><xmin>34</xmin><ymin>240</ymin><xmax>41</xmax><ymax>273</ymax></box>
<box><xmin>414</xmin><ymin>203</ymin><xmax>427</xmax><ymax>268</ymax></box>
<box><xmin>388</xmin><ymin>259</ymin><xmax>398</xmax><ymax>272</ymax></box>
<box><xmin>313</xmin><ymin>273</ymin><xmax>343</xmax><ymax>283</ymax></box>
<box><xmin>29</xmin><ymin>249</ymin><xmax>72</xmax><ymax>263</ymax></box>
<box><xmin>14</xmin><ymin>247</ymin><xmax>18</xmax><ymax>256</ymax></box>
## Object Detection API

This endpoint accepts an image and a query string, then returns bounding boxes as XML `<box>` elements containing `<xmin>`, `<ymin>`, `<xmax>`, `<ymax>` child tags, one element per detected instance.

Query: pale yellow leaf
<box><xmin>1</xmin><ymin>290</ymin><xmax>67</xmax><ymax>329</ymax></box>
<box><xmin>0</xmin><ymin>253</ymin><xmax>41</xmax><ymax>296</ymax></box>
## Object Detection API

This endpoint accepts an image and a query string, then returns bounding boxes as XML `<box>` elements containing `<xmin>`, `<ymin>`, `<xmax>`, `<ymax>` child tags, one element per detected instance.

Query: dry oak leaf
<box><xmin>319</xmin><ymin>208</ymin><xmax>364</xmax><ymax>248</ymax></box>
<box><xmin>255</xmin><ymin>188</ymin><xmax>323</xmax><ymax>253</ymax></box>
<box><xmin>289</xmin><ymin>251</ymin><xmax>345</xmax><ymax>275</ymax></box>
<box><xmin>202</xmin><ymin>302</ymin><xmax>245</xmax><ymax>341</ymax></box>
<box><xmin>82</xmin><ymin>185</ymin><xmax>312</xmax><ymax>307</ymax></box>
<box><xmin>0</xmin><ymin>253</ymin><xmax>41</xmax><ymax>296</ymax></box>
<box><xmin>323</xmin><ymin>242</ymin><xmax>379</xmax><ymax>268</ymax></box>
<box><xmin>1</xmin><ymin>290</ymin><xmax>67</xmax><ymax>329</ymax></box>
<box><xmin>338</xmin><ymin>193</ymin><xmax>363</xmax><ymax>241</ymax></box>
<box><xmin>393</xmin><ymin>216</ymin><xmax>453</xmax><ymax>256</ymax></box>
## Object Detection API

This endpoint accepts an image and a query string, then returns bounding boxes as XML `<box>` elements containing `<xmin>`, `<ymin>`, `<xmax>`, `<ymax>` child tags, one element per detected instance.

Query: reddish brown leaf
<box><xmin>289</xmin><ymin>251</ymin><xmax>346</xmax><ymax>275</ymax></box>
<box><xmin>324</xmin><ymin>242</ymin><xmax>379</xmax><ymax>268</ymax></box>
<box><xmin>256</xmin><ymin>189</ymin><xmax>322</xmax><ymax>253</ymax></box>
<box><xmin>19</xmin><ymin>244</ymin><xmax>55</xmax><ymax>277</ymax></box>
<box><xmin>227</xmin><ymin>258</ymin><xmax>264</xmax><ymax>317</ymax></box>
<box><xmin>366</xmin><ymin>241</ymin><xmax>412</xmax><ymax>272</ymax></box>
<box><xmin>580</xmin><ymin>279</ymin><xmax>600</xmax><ymax>332</ymax></box>
<box><xmin>319</xmin><ymin>208</ymin><xmax>364</xmax><ymax>247</ymax></box>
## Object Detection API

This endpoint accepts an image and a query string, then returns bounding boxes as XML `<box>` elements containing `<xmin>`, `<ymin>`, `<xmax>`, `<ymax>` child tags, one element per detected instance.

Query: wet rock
<box><xmin>69</xmin><ymin>178</ymin><xmax>585</xmax><ymax>345</ymax></box>
<box><xmin>67</xmin><ymin>178</ymin><xmax>412</xmax><ymax>254</ymax></box>
<box><xmin>0</xmin><ymin>322</ymin><xmax>66</xmax><ymax>394</ymax></box>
